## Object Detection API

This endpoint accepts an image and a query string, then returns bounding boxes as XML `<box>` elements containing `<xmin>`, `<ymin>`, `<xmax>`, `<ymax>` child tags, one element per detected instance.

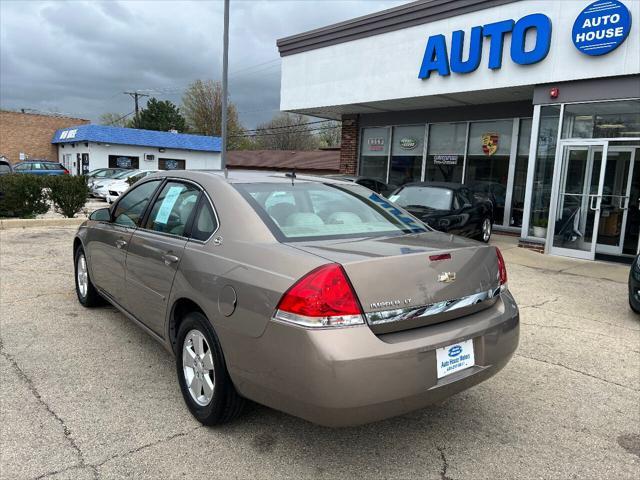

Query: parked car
<box><xmin>86</xmin><ymin>168</ymin><xmax>125</xmax><ymax>188</ymax></box>
<box><xmin>73</xmin><ymin>170</ymin><xmax>518</xmax><ymax>427</ymax></box>
<box><xmin>389</xmin><ymin>182</ymin><xmax>494</xmax><ymax>243</ymax></box>
<box><xmin>629</xmin><ymin>254</ymin><xmax>640</xmax><ymax>313</ymax></box>
<box><xmin>91</xmin><ymin>169</ymin><xmax>150</xmax><ymax>200</ymax></box>
<box><xmin>324</xmin><ymin>175</ymin><xmax>395</xmax><ymax>196</ymax></box>
<box><xmin>0</xmin><ymin>158</ymin><xmax>12</xmax><ymax>175</ymax></box>
<box><xmin>13</xmin><ymin>161</ymin><xmax>69</xmax><ymax>175</ymax></box>
<box><xmin>106</xmin><ymin>170</ymin><xmax>158</xmax><ymax>204</ymax></box>
<box><xmin>468</xmin><ymin>181</ymin><xmax>506</xmax><ymax>224</ymax></box>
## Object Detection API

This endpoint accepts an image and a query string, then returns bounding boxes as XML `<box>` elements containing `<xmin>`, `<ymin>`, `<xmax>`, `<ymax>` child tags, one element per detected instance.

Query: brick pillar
<box><xmin>339</xmin><ymin>115</ymin><xmax>359</xmax><ymax>174</ymax></box>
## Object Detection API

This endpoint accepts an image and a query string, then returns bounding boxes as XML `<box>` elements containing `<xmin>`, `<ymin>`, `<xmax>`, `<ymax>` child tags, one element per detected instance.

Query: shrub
<box><xmin>0</xmin><ymin>174</ymin><xmax>49</xmax><ymax>218</ymax></box>
<box><xmin>46</xmin><ymin>175</ymin><xmax>89</xmax><ymax>218</ymax></box>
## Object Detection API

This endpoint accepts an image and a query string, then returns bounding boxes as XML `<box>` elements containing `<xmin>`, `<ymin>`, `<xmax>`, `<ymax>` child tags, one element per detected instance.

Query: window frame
<box><xmin>188</xmin><ymin>193</ymin><xmax>220</xmax><ymax>243</ymax></box>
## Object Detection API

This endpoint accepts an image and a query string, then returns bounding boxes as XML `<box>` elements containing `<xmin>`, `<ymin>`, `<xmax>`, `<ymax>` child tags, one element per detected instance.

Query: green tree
<box><xmin>131</xmin><ymin>98</ymin><xmax>187</xmax><ymax>132</ymax></box>
<box><xmin>181</xmin><ymin>79</ymin><xmax>249</xmax><ymax>149</ymax></box>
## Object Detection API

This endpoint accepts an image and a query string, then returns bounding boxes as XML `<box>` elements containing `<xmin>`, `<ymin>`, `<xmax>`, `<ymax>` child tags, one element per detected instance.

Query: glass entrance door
<box><xmin>595</xmin><ymin>147</ymin><xmax>636</xmax><ymax>256</ymax></box>
<box><xmin>549</xmin><ymin>142</ymin><xmax>638</xmax><ymax>260</ymax></box>
<box><xmin>549</xmin><ymin>145</ymin><xmax>602</xmax><ymax>259</ymax></box>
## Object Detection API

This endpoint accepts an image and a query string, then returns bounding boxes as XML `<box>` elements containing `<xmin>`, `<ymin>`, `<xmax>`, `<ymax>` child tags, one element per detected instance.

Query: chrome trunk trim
<box><xmin>366</xmin><ymin>287</ymin><xmax>502</xmax><ymax>326</ymax></box>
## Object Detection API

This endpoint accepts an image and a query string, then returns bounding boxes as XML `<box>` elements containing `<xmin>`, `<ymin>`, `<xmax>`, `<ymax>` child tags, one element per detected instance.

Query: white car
<box><xmin>91</xmin><ymin>170</ymin><xmax>140</xmax><ymax>199</ymax></box>
<box><xmin>106</xmin><ymin>170</ymin><xmax>158</xmax><ymax>204</ymax></box>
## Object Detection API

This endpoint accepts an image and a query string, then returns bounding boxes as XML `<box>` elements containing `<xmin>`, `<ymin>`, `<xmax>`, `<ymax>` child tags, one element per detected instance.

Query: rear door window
<box><xmin>144</xmin><ymin>181</ymin><xmax>200</xmax><ymax>237</ymax></box>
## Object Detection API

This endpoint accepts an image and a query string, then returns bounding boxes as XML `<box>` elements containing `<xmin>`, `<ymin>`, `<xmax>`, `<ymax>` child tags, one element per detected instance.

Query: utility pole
<box><xmin>124</xmin><ymin>91</ymin><xmax>149</xmax><ymax>124</ymax></box>
<box><xmin>220</xmin><ymin>0</ymin><xmax>230</xmax><ymax>169</ymax></box>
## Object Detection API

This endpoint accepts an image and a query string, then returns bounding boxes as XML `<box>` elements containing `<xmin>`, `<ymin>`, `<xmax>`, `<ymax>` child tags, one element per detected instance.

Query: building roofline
<box><xmin>277</xmin><ymin>0</ymin><xmax>519</xmax><ymax>56</ymax></box>
<box><xmin>0</xmin><ymin>108</ymin><xmax>89</xmax><ymax>122</ymax></box>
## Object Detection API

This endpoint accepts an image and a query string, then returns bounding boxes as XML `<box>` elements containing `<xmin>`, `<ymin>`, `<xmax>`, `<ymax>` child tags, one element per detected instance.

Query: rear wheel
<box><xmin>479</xmin><ymin>217</ymin><xmax>492</xmax><ymax>243</ymax></box>
<box><xmin>74</xmin><ymin>247</ymin><xmax>103</xmax><ymax>307</ymax></box>
<box><xmin>176</xmin><ymin>312</ymin><xmax>244</xmax><ymax>425</ymax></box>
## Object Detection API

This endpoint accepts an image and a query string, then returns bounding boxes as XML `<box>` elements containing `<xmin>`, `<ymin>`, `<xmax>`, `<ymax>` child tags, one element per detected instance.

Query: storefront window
<box><xmin>529</xmin><ymin>105</ymin><xmax>561</xmax><ymax>238</ymax></box>
<box><xmin>465</xmin><ymin>120</ymin><xmax>513</xmax><ymax>225</ymax></box>
<box><xmin>561</xmin><ymin>99</ymin><xmax>640</xmax><ymax>139</ymax></box>
<box><xmin>425</xmin><ymin>123</ymin><xmax>466</xmax><ymax>183</ymax></box>
<box><xmin>511</xmin><ymin>118</ymin><xmax>532</xmax><ymax>227</ymax></box>
<box><xmin>360</xmin><ymin>127</ymin><xmax>390</xmax><ymax>182</ymax></box>
<box><xmin>389</xmin><ymin>125</ymin><xmax>425</xmax><ymax>188</ymax></box>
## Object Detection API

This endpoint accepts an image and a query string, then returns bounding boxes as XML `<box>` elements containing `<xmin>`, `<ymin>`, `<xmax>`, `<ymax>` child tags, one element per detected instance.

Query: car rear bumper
<box><xmin>229</xmin><ymin>289</ymin><xmax>519</xmax><ymax>427</ymax></box>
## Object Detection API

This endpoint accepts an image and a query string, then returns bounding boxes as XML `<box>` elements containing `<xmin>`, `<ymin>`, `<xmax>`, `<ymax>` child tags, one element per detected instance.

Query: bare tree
<box><xmin>181</xmin><ymin>79</ymin><xmax>248</xmax><ymax>149</ymax></box>
<box><xmin>99</xmin><ymin>112</ymin><xmax>131</xmax><ymax>127</ymax></box>
<box><xmin>253</xmin><ymin>113</ymin><xmax>320</xmax><ymax>151</ymax></box>
<box><xmin>315</xmin><ymin>120</ymin><xmax>342</xmax><ymax>148</ymax></box>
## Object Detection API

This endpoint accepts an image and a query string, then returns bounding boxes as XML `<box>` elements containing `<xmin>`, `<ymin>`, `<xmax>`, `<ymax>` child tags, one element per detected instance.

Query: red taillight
<box><xmin>495</xmin><ymin>247</ymin><xmax>507</xmax><ymax>285</ymax></box>
<box><xmin>63</xmin><ymin>169</ymin><xmax>69</xmax><ymax>175</ymax></box>
<box><xmin>275</xmin><ymin>264</ymin><xmax>364</xmax><ymax>327</ymax></box>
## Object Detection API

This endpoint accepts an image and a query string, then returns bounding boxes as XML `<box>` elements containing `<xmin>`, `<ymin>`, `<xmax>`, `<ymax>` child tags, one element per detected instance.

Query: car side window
<box><xmin>113</xmin><ymin>180</ymin><xmax>162</xmax><ymax>228</ymax></box>
<box><xmin>145</xmin><ymin>181</ymin><xmax>200</xmax><ymax>237</ymax></box>
<box><xmin>14</xmin><ymin>164</ymin><xmax>28</xmax><ymax>171</ymax></box>
<box><xmin>457</xmin><ymin>189</ymin><xmax>472</xmax><ymax>208</ymax></box>
<box><xmin>191</xmin><ymin>199</ymin><xmax>218</xmax><ymax>241</ymax></box>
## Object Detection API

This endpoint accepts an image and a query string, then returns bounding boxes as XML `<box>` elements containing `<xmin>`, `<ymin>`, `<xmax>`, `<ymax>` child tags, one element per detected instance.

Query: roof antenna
<box><xmin>285</xmin><ymin>168</ymin><xmax>296</xmax><ymax>186</ymax></box>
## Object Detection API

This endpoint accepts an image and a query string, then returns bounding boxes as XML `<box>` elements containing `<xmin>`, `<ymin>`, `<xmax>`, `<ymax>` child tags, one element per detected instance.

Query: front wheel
<box><xmin>176</xmin><ymin>312</ymin><xmax>244</xmax><ymax>425</ymax></box>
<box><xmin>479</xmin><ymin>217</ymin><xmax>492</xmax><ymax>243</ymax></box>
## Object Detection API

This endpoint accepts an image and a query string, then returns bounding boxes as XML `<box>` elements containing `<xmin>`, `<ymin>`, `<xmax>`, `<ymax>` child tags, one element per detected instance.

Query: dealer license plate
<box><xmin>436</xmin><ymin>339</ymin><xmax>475</xmax><ymax>379</ymax></box>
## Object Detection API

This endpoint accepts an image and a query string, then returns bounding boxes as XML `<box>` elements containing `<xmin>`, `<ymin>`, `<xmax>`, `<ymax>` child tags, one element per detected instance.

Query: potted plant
<box><xmin>532</xmin><ymin>218</ymin><xmax>548</xmax><ymax>238</ymax></box>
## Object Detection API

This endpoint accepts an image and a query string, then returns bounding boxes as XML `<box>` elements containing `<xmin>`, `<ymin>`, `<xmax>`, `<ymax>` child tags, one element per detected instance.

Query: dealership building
<box><xmin>52</xmin><ymin>124</ymin><xmax>221</xmax><ymax>175</ymax></box>
<box><xmin>278</xmin><ymin>0</ymin><xmax>640</xmax><ymax>261</ymax></box>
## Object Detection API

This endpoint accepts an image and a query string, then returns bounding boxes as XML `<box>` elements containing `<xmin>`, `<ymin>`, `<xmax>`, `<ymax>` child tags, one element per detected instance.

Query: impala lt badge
<box><xmin>437</xmin><ymin>272</ymin><xmax>456</xmax><ymax>283</ymax></box>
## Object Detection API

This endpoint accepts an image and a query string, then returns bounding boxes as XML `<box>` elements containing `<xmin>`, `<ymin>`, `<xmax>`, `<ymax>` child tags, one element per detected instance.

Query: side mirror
<box><xmin>89</xmin><ymin>207</ymin><xmax>111</xmax><ymax>222</ymax></box>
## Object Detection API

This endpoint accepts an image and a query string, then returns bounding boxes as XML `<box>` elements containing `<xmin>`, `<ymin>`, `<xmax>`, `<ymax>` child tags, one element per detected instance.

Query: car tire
<box><xmin>478</xmin><ymin>217</ymin><xmax>492</xmax><ymax>243</ymax></box>
<box><xmin>176</xmin><ymin>312</ymin><xmax>244</xmax><ymax>425</ymax></box>
<box><xmin>74</xmin><ymin>247</ymin><xmax>103</xmax><ymax>307</ymax></box>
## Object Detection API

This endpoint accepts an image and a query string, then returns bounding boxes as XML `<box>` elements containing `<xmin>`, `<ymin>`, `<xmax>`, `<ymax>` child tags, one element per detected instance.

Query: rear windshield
<box><xmin>389</xmin><ymin>186</ymin><xmax>454</xmax><ymax>211</ymax></box>
<box><xmin>234</xmin><ymin>182</ymin><xmax>427</xmax><ymax>241</ymax></box>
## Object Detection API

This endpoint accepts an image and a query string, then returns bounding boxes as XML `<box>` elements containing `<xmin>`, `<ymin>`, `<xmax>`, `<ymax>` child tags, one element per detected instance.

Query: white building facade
<box><xmin>52</xmin><ymin>125</ymin><xmax>221</xmax><ymax>175</ymax></box>
<box><xmin>278</xmin><ymin>0</ymin><xmax>640</xmax><ymax>261</ymax></box>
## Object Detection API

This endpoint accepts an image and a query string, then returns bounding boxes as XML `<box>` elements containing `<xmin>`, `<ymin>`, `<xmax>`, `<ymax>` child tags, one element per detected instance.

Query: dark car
<box><xmin>389</xmin><ymin>182</ymin><xmax>494</xmax><ymax>242</ymax></box>
<box><xmin>629</xmin><ymin>255</ymin><xmax>640</xmax><ymax>313</ymax></box>
<box><xmin>324</xmin><ymin>175</ymin><xmax>395</xmax><ymax>196</ymax></box>
<box><xmin>468</xmin><ymin>181</ymin><xmax>506</xmax><ymax>224</ymax></box>
<box><xmin>14</xmin><ymin>161</ymin><xmax>69</xmax><ymax>175</ymax></box>
<box><xmin>0</xmin><ymin>158</ymin><xmax>12</xmax><ymax>175</ymax></box>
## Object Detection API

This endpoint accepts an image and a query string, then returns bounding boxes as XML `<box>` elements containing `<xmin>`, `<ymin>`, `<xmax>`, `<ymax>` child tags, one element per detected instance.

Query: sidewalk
<box><xmin>492</xmin><ymin>233</ymin><xmax>628</xmax><ymax>284</ymax></box>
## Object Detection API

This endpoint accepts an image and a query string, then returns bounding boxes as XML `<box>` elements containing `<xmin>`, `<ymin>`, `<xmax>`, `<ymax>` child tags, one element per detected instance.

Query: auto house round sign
<box><xmin>572</xmin><ymin>0</ymin><xmax>632</xmax><ymax>56</ymax></box>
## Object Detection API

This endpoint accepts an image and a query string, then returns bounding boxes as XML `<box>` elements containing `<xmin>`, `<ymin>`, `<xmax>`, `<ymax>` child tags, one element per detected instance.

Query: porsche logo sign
<box><xmin>481</xmin><ymin>133</ymin><xmax>499</xmax><ymax>156</ymax></box>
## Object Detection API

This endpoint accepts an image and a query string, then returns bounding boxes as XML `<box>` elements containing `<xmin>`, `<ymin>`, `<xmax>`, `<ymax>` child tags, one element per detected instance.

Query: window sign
<box><xmin>362</xmin><ymin>128</ymin><xmax>390</xmax><ymax>156</ymax></box>
<box><xmin>116</xmin><ymin>156</ymin><xmax>132</xmax><ymax>168</ymax></box>
<box><xmin>155</xmin><ymin>186</ymin><xmax>185</xmax><ymax>224</ymax></box>
<box><xmin>391</xmin><ymin>126</ymin><xmax>425</xmax><ymax>156</ymax></box>
<box><xmin>572</xmin><ymin>0</ymin><xmax>631</xmax><ymax>56</ymax></box>
<box><xmin>468</xmin><ymin>121</ymin><xmax>513</xmax><ymax>156</ymax></box>
<box><xmin>433</xmin><ymin>155</ymin><xmax>459</xmax><ymax>165</ymax></box>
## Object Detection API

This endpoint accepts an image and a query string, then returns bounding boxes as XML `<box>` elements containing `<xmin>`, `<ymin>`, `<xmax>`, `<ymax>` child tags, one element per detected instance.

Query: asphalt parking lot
<box><xmin>1</xmin><ymin>227</ymin><xmax>639</xmax><ymax>480</ymax></box>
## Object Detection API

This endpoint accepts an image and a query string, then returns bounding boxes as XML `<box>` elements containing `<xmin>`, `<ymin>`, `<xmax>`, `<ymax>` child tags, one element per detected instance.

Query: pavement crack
<box><xmin>515</xmin><ymin>353</ymin><xmax>639</xmax><ymax>392</ymax></box>
<box><xmin>93</xmin><ymin>425</ymin><xmax>204</xmax><ymax>469</ymax></box>
<box><xmin>519</xmin><ymin>297</ymin><xmax>559</xmax><ymax>309</ymax></box>
<box><xmin>437</xmin><ymin>446</ymin><xmax>453</xmax><ymax>480</ymax></box>
<box><xmin>1</xmin><ymin>291</ymin><xmax>71</xmax><ymax>306</ymax></box>
<box><xmin>0</xmin><ymin>338</ymin><xmax>98</xmax><ymax>480</ymax></box>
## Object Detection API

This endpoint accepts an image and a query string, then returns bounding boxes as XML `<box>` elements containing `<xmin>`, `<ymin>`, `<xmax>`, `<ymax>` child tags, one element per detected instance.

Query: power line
<box><xmin>124</xmin><ymin>91</ymin><xmax>149</xmax><ymax>121</ymax></box>
<box><xmin>231</xmin><ymin>124</ymin><xmax>341</xmax><ymax>138</ymax></box>
<box><xmin>104</xmin><ymin>111</ymin><xmax>135</xmax><ymax>126</ymax></box>
<box><xmin>242</xmin><ymin>119</ymin><xmax>334</xmax><ymax>133</ymax></box>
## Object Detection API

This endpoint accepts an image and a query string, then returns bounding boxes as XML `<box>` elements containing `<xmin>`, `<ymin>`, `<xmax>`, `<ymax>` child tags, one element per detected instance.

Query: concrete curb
<box><xmin>0</xmin><ymin>217</ymin><xmax>86</xmax><ymax>230</ymax></box>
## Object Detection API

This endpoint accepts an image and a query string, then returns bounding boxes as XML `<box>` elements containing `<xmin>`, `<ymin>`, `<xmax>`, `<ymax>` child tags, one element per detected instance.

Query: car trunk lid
<box><xmin>288</xmin><ymin>231</ymin><xmax>501</xmax><ymax>334</ymax></box>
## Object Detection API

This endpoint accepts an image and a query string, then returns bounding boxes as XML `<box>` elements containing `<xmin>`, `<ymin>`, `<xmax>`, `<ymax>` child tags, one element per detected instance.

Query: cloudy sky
<box><xmin>0</xmin><ymin>0</ymin><xmax>405</xmax><ymax>128</ymax></box>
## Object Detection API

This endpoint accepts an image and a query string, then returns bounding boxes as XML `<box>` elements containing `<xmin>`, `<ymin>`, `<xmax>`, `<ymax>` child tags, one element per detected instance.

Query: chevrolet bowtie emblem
<box><xmin>437</xmin><ymin>272</ymin><xmax>456</xmax><ymax>283</ymax></box>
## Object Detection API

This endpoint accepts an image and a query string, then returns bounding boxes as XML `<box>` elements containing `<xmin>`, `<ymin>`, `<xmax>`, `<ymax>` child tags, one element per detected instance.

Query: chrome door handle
<box><xmin>115</xmin><ymin>239</ymin><xmax>127</xmax><ymax>249</ymax></box>
<box><xmin>589</xmin><ymin>195</ymin><xmax>600</xmax><ymax>211</ymax></box>
<box><xmin>162</xmin><ymin>253</ymin><xmax>180</xmax><ymax>265</ymax></box>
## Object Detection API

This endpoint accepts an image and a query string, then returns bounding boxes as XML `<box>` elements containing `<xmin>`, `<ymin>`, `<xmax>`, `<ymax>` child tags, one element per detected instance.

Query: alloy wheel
<box><xmin>77</xmin><ymin>253</ymin><xmax>89</xmax><ymax>299</ymax></box>
<box><xmin>482</xmin><ymin>218</ymin><xmax>492</xmax><ymax>242</ymax></box>
<box><xmin>182</xmin><ymin>330</ymin><xmax>215</xmax><ymax>406</ymax></box>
